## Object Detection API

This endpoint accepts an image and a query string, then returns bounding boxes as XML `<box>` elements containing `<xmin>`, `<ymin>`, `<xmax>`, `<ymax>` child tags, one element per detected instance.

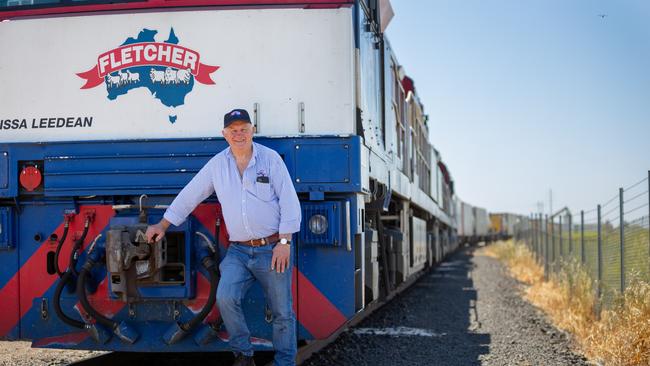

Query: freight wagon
<box><xmin>456</xmin><ymin>200</ymin><xmax>490</xmax><ymax>245</ymax></box>
<box><xmin>0</xmin><ymin>0</ymin><xmax>459</xmax><ymax>356</ymax></box>
<box><xmin>489</xmin><ymin>213</ymin><xmax>520</xmax><ymax>239</ymax></box>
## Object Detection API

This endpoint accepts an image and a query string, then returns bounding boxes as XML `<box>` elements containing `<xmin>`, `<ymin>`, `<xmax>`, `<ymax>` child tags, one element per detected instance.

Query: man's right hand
<box><xmin>146</xmin><ymin>219</ymin><xmax>170</xmax><ymax>243</ymax></box>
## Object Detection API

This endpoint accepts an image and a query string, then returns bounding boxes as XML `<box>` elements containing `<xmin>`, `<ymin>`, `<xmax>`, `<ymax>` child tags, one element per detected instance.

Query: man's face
<box><xmin>222</xmin><ymin>121</ymin><xmax>255</xmax><ymax>150</ymax></box>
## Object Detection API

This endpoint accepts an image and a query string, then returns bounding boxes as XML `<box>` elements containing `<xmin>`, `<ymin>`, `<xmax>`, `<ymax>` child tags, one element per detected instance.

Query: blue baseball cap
<box><xmin>223</xmin><ymin>108</ymin><xmax>252</xmax><ymax>128</ymax></box>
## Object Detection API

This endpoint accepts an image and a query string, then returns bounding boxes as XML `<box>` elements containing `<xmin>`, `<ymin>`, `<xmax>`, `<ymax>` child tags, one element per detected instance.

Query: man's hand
<box><xmin>271</xmin><ymin>243</ymin><xmax>291</xmax><ymax>273</ymax></box>
<box><xmin>146</xmin><ymin>219</ymin><xmax>170</xmax><ymax>243</ymax></box>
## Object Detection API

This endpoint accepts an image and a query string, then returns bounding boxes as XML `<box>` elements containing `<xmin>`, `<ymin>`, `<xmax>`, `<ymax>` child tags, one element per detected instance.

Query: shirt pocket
<box><xmin>255</xmin><ymin>181</ymin><xmax>274</xmax><ymax>201</ymax></box>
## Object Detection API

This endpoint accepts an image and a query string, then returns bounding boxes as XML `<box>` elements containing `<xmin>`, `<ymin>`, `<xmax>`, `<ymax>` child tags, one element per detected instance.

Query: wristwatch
<box><xmin>279</xmin><ymin>238</ymin><xmax>291</xmax><ymax>246</ymax></box>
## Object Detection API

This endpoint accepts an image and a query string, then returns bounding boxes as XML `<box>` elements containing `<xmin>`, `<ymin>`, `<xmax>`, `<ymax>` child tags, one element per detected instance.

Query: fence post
<box><xmin>559</xmin><ymin>215</ymin><xmax>564</xmax><ymax>262</ymax></box>
<box><xmin>537</xmin><ymin>213</ymin><xmax>544</xmax><ymax>261</ymax></box>
<box><xmin>532</xmin><ymin>214</ymin><xmax>536</xmax><ymax>260</ymax></box>
<box><xmin>545</xmin><ymin>214</ymin><xmax>549</xmax><ymax>280</ymax></box>
<box><xmin>539</xmin><ymin>213</ymin><xmax>544</xmax><ymax>265</ymax></box>
<box><xmin>528</xmin><ymin>212</ymin><xmax>533</xmax><ymax>251</ymax></box>
<box><xmin>551</xmin><ymin>215</ymin><xmax>555</xmax><ymax>273</ymax></box>
<box><xmin>569</xmin><ymin>214</ymin><xmax>573</xmax><ymax>256</ymax></box>
<box><xmin>597</xmin><ymin>204</ymin><xmax>602</xmax><ymax>315</ymax></box>
<box><xmin>619</xmin><ymin>187</ymin><xmax>624</xmax><ymax>294</ymax></box>
<box><xmin>580</xmin><ymin>210</ymin><xmax>585</xmax><ymax>264</ymax></box>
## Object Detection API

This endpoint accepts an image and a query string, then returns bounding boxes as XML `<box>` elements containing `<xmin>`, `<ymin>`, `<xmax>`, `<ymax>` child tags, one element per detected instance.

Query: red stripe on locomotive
<box><xmin>0</xmin><ymin>206</ymin><xmax>115</xmax><ymax>337</ymax></box>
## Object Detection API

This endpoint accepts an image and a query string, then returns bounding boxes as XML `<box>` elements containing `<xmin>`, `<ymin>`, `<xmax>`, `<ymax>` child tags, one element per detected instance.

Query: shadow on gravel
<box><xmin>304</xmin><ymin>246</ymin><xmax>490</xmax><ymax>366</ymax></box>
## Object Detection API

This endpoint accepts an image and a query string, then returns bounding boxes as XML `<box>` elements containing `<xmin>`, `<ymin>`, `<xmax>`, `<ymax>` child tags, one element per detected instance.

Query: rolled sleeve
<box><xmin>163</xmin><ymin>159</ymin><xmax>215</xmax><ymax>226</ymax></box>
<box><xmin>271</xmin><ymin>158</ymin><xmax>302</xmax><ymax>234</ymax></box>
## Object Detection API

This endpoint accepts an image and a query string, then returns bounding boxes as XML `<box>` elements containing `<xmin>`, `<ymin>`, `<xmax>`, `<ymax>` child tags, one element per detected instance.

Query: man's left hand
<box><xmin>271</xmin><ymin>243</ymin><xmax>291</xmax><ymax>273</ymax></box>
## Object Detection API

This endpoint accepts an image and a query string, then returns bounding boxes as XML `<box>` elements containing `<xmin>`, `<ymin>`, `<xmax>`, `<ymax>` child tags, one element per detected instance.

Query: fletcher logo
<box><xmin>77</xmin><ymin>42</ymin><xmax>218</xmax><ymax>89</ymax></box>
<box><xmin>76</xmin><ymin>28</ymin><xmax>218</xmax><ymax>123</ymax></box>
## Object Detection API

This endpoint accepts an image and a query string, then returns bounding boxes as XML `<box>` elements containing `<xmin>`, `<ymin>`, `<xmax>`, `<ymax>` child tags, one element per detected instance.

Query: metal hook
<box><xmin>139</xmin><ymin>194</ymin><xmax>148</xmax><ymax>213</ymax></box>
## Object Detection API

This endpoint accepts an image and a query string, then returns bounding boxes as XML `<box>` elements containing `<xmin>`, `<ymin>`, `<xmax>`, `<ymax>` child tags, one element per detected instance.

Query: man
<box><xmin>146</xmin><ymin>108</ymin><xmax>301</xmax><ymax>366</ymax></box>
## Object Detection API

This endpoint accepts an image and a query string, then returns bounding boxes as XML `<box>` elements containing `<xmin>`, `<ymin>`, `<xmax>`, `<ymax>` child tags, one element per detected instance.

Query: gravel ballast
<box><xmin>0</xmin><ymin>341</ymin><xmax>105</xmax><ymax>366</ymax></box>
<box><xmin>303</xmin><ymin>246</ymin><xmax>589</xmax><ymax>366</ymax></box>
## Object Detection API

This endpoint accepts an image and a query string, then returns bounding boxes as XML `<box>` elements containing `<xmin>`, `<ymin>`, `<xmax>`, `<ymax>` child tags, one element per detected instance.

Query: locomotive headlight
<box><xmin>308</xmin><ymin>214</ymin><xmax>328</xmax><ymax>235</ymax></box>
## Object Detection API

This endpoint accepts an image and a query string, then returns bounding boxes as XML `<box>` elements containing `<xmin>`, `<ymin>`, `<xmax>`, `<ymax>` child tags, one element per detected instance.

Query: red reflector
<box><xmin>20</xmin><ymin>165</ymin><xmax>42</xmax><ymax>192</ymax></box>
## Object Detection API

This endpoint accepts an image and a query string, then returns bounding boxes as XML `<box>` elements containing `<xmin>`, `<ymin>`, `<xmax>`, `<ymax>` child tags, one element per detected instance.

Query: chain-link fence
<box><xmin>520</xmin><ymin>171</ymin><xmax>649</xmax><ymax>310</ymax></box>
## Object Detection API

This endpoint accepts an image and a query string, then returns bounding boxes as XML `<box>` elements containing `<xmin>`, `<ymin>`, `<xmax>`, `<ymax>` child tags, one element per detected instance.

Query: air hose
<box><xmin>68</xmin><ymin>217</ymin><xmax>91</xmax><ymax>277</ymax></box>
<box><xmin>182</xmin><ymin>254</ymin><xmax>219</xmax><ymax>331</ymax></box>
<box><xmin>192</xmin><ymin>218</ymin><xmax>225</xmax><ymax>346</ymax></box>
<box><xmin>54</xmin><ymin>215</ymin><xmax>72</xmax><ymax>277</ymax></box>
<box><xmin>77</xmin><ymin>258</ymin><xmax>114</xmax><ymax>330</ymax></box>
<box><xmin>52</xmin><ymin>271</ymin><xmax>84</xmax><ymax>329</ymax></box>
<box><xmin>163</xmin><ymin>231</ymin><xmax>220</xmax><ymax>345</ymax></box>
<box><xmin>52</xmin><ymin>215</ymin><xmax>91</xmax><ymax>330</ymax></box>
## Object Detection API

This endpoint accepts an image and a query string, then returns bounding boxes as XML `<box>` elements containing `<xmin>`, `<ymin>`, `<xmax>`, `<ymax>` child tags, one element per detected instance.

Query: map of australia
<box><xmin>105</xmin><ymin>28</ymin><xmax>192</xmax><ymax>123</ymax></box>
<box><xmin>77</xmin><ymin>27</ymin><xmax>218</xmax><ymax>124</ymax></box>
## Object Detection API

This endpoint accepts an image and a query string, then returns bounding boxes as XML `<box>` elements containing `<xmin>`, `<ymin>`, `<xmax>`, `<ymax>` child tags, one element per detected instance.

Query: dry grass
<box><xmin>480</xmin><ymin>240</ymin><xmax>544</xmax><ymax>285</ymax></box>
<box><xmin>587</xmin><ymin>276</ymin><xmax>650</xmax><ymax>365</ymax></box>
<box><xmin>479</xmin><ymin>240</ymin><xmax>650</xmax><ymax>366</ymax></box>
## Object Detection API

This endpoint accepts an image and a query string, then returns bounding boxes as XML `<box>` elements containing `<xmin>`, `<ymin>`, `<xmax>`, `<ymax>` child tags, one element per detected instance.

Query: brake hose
<box><xmin>54</xmin><ymin>215</ymin><xmax>72</xmax><ymax>277</ymax></box>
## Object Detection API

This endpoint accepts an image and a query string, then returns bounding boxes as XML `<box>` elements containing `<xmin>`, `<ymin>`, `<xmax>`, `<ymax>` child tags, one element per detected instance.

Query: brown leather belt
<box><xmin>234</xmin><ymin>233</ymin><xmax>280</xmax><ymax>247</ymax></box>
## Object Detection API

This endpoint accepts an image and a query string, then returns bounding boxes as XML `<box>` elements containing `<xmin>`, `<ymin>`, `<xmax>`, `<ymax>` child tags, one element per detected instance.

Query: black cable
<box><xmin>181</xmin><ymin>257</ymin><xmax>219</xmax><ymax>332</ymax></box>
<box><xmin>54</xmin><ymin>220</ymin><xmax>70</xmax><ymax>277</ymax></box>
<box><xmin>53</xmin><ymin>270</ymin><xmax>85</xmax><ymax>329</ymax></box>
<box><xmin>77</xmin><ymin>258</ymin><xmax>117</xmax><ymax>331</ymax></box>
<box><xmin>68</xmin><ymin>219</ymin><xmax>90</xmax><ymax>277</ymax></box>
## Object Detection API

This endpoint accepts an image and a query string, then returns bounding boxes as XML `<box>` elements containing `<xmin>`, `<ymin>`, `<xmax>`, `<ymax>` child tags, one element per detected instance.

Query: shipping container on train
<box><xmin>0</xmin><ymin>0</ymin><xmax>465</xmax><ymax>356</ymax></box>
<box><xmin>489</xmin><ymin>212</ymin><xmax>522</xmax><ymax>240</ymax></box>
<box><xmin>456</xmin><ymin>199</ymin><xmax>492</xmax><ymax>245</ymax></box>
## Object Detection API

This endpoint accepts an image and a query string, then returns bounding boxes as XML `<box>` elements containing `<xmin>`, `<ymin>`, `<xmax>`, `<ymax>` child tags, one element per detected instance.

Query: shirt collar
<box><xmin>226</xmin><ymin>142</ymin><xmax>258</xmax><ymax>166</ymax></box>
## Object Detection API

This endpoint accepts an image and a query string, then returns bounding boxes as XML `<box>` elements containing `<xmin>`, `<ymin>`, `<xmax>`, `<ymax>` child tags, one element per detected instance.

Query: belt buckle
<box><xmin>250</xmin><ymin>238</ymin><xmax>266</xmax><ymax>247</ymax></box>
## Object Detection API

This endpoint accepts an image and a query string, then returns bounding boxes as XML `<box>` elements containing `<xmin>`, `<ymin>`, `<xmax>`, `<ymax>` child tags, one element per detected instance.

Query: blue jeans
<box><xmin>216</xmin><ymin>243</ymin><xmax>296</xmax><ymax>366</ymax></box>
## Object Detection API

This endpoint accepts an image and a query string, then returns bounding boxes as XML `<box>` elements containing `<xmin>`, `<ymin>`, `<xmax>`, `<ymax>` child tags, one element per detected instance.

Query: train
<box><xmin>0</xmin><ymin>0</ymin><xmax>503</xmax><ymax>357</ymax></box>
<box><xmin>489</xmin><ymin>213</ymin><xmax>523</xmax><ymax>240</ymax></box>
<box><xmin>455</xmin><ymin>203</ymin><xmax>524</xmax><ymax>245</ymax></box>
<box><xmin>456</xmin><ymin>199</ymin><xmax>490</xmax><ymax>245</ymax></box>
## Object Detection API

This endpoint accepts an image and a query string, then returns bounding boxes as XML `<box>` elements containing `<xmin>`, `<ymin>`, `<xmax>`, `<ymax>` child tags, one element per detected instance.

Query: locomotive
<box><xmin>0</xmin><ymin>0</ymin><xmax>465</xmax><ymax>355</ymax></box>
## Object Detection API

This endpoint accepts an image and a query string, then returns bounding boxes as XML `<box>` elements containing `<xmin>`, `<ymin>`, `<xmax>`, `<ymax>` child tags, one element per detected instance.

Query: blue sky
<box><xmin>386</xmin><ymin>0</ymin><xmax>650</xmax><ymax>217</ymax></box>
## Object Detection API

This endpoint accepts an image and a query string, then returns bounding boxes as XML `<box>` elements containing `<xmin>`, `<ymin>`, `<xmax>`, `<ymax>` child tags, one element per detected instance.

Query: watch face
<box><xmin>280</xmin><ymin>238</ymin><xmax>289</xmax><ymax>245</ymax></box>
